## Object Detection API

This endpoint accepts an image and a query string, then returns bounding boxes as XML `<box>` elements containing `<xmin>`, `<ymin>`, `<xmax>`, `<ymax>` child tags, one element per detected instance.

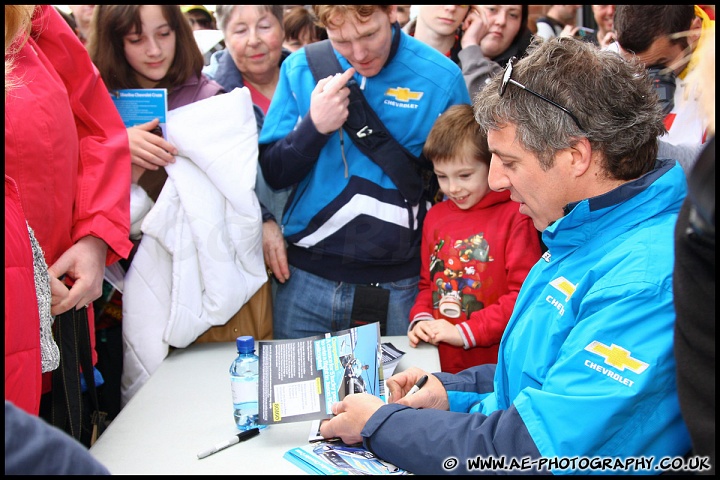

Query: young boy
<box><xmin>408</xmin><ymin>104</ymin><xmax>541</xmax><ymax>373</ymax></box>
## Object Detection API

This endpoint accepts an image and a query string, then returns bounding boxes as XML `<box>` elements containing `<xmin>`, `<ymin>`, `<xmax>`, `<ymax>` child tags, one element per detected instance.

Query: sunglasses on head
<box><xmin>500</xmin><ymin>57</ymin><xmax>587</xmax><ymax>133</ymax></box>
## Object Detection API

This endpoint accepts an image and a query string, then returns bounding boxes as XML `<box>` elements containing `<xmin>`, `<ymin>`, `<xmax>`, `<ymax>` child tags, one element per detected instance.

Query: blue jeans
<box><xmin>272</xmin><ymin>265</ymin><xmax>419</xmax><ymax>339</ymax></box>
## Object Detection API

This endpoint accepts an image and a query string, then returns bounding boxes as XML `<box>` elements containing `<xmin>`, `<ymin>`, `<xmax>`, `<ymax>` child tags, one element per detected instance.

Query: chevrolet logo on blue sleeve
<box><xmin>585</xmin><ymin>341</ymin><xmax>649</xmax><ymax>374</ymax></box>
<box><xmin>549</xmin><ymin>276</ymin><xmax>576</xmax><ymax>301</ymax></box>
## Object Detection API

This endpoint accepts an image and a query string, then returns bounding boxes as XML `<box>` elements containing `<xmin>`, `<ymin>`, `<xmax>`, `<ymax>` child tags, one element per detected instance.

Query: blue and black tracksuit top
<box><xmin>258</xmin><ymin>26</ymin><xmax>471</xmax><ymax>284</ymax></box>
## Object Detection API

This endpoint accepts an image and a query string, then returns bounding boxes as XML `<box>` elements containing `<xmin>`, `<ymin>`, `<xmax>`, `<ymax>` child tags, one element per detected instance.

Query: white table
<box><xmin>89</xmin><ymin>336</ymin><xmax>440</xmax><ymax>475</ymax></box>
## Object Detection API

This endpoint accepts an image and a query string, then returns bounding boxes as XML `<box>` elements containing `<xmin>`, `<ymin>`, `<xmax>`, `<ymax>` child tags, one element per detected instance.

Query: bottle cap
<box><xmin>236</xmin><ymin>335</ymin><xmax>255</xmax><ymax>354</ymax></box>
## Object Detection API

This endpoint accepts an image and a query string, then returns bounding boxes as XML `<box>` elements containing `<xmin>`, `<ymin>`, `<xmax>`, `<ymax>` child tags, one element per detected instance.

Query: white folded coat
<box><xmin>121</xmin><ymin>88</ymin><xmax>265</xmax><ymax>406</ymax></box>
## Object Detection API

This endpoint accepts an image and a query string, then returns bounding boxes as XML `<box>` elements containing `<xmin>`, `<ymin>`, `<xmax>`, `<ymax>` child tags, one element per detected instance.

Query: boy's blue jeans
<box><xmin>272</xmin><ymin>265</ymin><xmax>419</xmax><ymax>339</ymax></box>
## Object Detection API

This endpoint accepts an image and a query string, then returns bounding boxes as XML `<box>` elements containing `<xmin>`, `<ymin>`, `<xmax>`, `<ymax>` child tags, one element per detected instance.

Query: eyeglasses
<box><xmin>499</xmin><ymin>57</ymin><xmax>587</xmax><ymax>133</ymax></box>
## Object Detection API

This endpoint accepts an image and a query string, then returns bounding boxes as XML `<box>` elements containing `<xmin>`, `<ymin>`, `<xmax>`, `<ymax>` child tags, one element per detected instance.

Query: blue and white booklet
<box><xmin>284</xmin><ymin>440</ymin><xmax>408</xmax><ymax>475</ymax></box>
<box><xmin>110</xmin><ymin>88</ymin><xmax>168</xmax><ymax>139</ymax></box>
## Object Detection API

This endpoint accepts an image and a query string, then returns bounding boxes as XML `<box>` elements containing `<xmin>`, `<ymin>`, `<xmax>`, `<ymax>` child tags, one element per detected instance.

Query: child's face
<box><xmin>434</xmin><ymin>155</ymin><xmax>490</xmax><ymax>210</ymax></box>
<box><xmin>123</xmin><ymin>5</ymin><xmax>176</xmax><ymax>89</ymax></box>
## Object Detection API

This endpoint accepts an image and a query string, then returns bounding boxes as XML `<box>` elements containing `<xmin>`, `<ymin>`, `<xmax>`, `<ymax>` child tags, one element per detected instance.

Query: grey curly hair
<box><xmin>474</xmin><ymin>37</ymin><xmax>667</xmax><ymax>180</ymax></box>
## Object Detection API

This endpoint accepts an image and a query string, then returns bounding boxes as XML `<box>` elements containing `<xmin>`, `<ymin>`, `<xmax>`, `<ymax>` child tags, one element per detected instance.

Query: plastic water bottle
<box><xmin>230</xmin><ymin>336</ymin><xmax>265</xmax><ymax>431</ymax></box>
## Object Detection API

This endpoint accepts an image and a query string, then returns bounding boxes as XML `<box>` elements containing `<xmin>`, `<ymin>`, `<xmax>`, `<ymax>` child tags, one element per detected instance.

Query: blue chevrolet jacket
<box><xmin>362</xmin><ymin>159</ymin><xmax>691</xmax><ymax>475</ymax></box>
<box><xmin>258</xmin><ymin>26</ymin><xmax>471</xmax><ymax>284</ymax></box>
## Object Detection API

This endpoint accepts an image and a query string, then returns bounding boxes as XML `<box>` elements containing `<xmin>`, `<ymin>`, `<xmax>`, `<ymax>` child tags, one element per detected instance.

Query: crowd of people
<box><xmin>5</xmin><ymin>4</ymin><xmax>714</xmax><ymax>475</ymax></box>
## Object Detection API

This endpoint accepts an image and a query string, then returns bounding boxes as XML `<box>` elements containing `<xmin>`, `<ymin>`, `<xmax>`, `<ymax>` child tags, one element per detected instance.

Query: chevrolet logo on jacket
<box><xmin>385</xmin><ymin>87</ymin><xmax>423</xmax><ymax>102</ymax></box>
<box><xmin>585</xmin><ymin>341</ymin><xmax>649</xmax><ymax>374</ymax></box>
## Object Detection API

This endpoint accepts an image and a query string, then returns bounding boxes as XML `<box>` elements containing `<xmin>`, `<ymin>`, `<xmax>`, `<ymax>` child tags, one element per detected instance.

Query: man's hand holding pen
<box><xmin>319</xmin><ymin>368</ymin><xmax>450</xmax><ymax>445</ymax></box>
<box><xmin>386</xmin><ymin>368</ymin><xmax>449</xmax><ymax>410</ymax></box>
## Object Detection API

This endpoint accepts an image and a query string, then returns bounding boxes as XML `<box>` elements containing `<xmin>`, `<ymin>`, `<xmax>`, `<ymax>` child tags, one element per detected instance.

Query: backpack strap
<box><xmin>305</xmin><ymin>40</ymin><xmax>342</xmax><ymax>82</ymax></box>
<box><xmin>304</xmin><ymin>39</ymin><xmax>429</xmax><ymax>205</ymax></box>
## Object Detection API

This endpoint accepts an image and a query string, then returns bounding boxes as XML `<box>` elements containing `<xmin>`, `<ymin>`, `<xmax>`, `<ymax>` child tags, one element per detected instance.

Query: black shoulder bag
<box><xmin>304</xmin><ymin>38</ymin><xmax>437</xmax><ymax>206</ymax></box>
<box><xmin>48</xmin><ymin>306</ymin><xmax>109</xmax><ymax>447</ymax></box>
